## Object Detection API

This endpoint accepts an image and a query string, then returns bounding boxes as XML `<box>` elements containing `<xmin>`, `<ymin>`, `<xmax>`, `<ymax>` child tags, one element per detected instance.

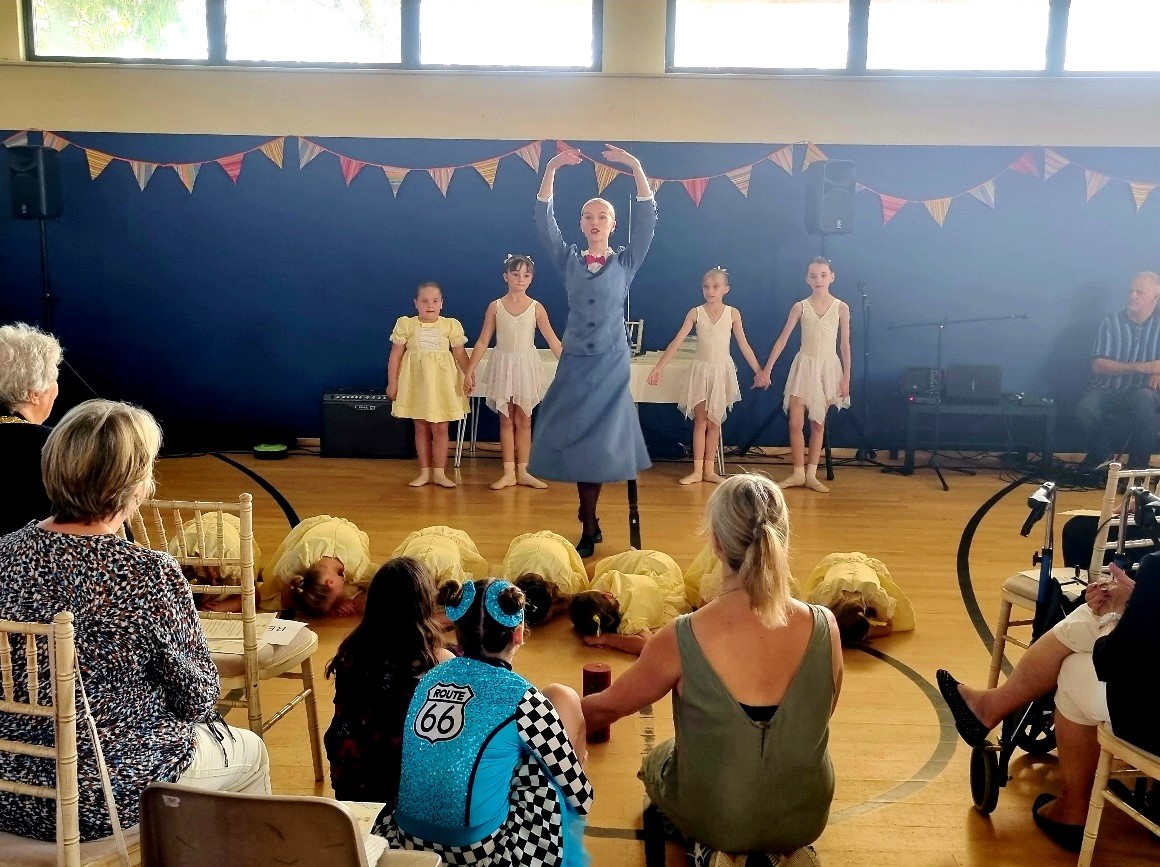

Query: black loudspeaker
<box><xmin>900</xmin><ymin>367</ymin><xmax>941</xmax><ymax>402</ymax></box>
<box><xmin>9</xmin><ymin>146</ymin><xmax>63</xmax><ymax>219</ymax></box>
<box><xmin>944</xmin><ymin>365</ymin><xmax>1003</xmax><ymax>404</ymax></box>
<box><xmin>321</xmin><ymin>393</ymin><xmax>415</xmax><ymax>458</ymax></box>
<box><xmin>805</xmin><ymin>159</ymin><xmax>855</xmax><ymax>235</ymax></box>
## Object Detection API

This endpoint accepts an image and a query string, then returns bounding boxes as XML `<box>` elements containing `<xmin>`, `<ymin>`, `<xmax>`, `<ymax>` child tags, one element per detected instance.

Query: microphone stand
<box><xmin>884</xmin><ymin>313</ymin><xmax>1027</xmax><ymax>491</ymax></box>
<box><xmin>838</xmin><ymin>282</ymin><xmax>890</xmax><ymax>469</ymax></box>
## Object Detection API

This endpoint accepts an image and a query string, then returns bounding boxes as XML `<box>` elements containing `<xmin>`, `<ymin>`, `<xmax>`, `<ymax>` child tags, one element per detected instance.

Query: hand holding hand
<box><xmin>602</xmin><ymin>144</ymin><xmax>641</xmax><ymax>169</ymax></box>
<box><xmin>840</xmin><ymin>378</ymin><xmax>851</xmax><ymax>399</ymax></box>
<box><xmin>463</xmin><ymin>372</ymin><xmax>475</xmax><ymax>394</ymax></box>
<box><xmin>548</xmin><ymin>150</ymin><xmax>583</xmax><ymax>170</ymax></box>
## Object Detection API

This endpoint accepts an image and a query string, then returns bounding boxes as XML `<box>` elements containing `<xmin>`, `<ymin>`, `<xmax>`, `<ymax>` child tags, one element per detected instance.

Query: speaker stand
<box><xmin>38</xmin><ymin>218</ymin><xmax>55</xmax><ymax>333</ymax></box>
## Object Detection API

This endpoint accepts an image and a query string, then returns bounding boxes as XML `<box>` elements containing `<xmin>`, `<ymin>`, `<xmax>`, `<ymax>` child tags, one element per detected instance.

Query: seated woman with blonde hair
<box><xmin>803</xmin><ymin>552</ymin><xmax>914</xmax><ymax>645</ymax></box>
<box><xmin>260</xmin><ymin>515</ymin><xmax>378</xmax><ymax>616</ymax></box>
<box><xmin>570</xmin><ymin>548</ymin><xmax>689</xmax><ymax>656</ymax></box>
<box><xmin>582</xmin><ymin>474</ymin><xmax>841</xmax><ymax>863</ymax></box>
<box><xmin>0</xmin><ymin>399</ymin><xmax>269</xmax><ymax>844</ymax></box>
<box><xmin>500</xmin><ymin>529</ymin><xmax>588</xmax><ymax>626</ymax></box>
<box><xmin>390</xmin><ymin>524</ymin><xmax>489</xmax><ymax>588</ymax></box>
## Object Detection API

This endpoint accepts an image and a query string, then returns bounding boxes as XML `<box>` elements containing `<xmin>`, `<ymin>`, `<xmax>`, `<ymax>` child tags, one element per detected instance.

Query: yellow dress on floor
<box><xmin>499</xmin><ymin>530</ymin><xmax>588</xmax><ymax>598</ymax></box>
<box><xmin>390</xmin><ymin>315</ymin><xmax>469</xmax><ymax>423</ymax></box>
<box><xmin>259</xmin><ymin>515</ymin><xmax>378</xmax><ymax>612</ymax></box>
<box><xmin>166</xmin><ymin>512</ymin><xmax>262</xmax><ymax>597</ymax></box>
<box><xmin>591</xmin><ymin>549</ymin><xmax>689</xmax><ymax>635</ymax></box>
<box><xmin>684</xmin><ymin>543</ymin><xmax>801</xmax><ymax>608</ymax></box>
<box><xmin>390</xmin><ymin>525</ymin><xmax>489</xmax><ymax>588</ymax></box>
<box><xmin>802</xmin><ymin>552</ymin><xmax>915</xmax><ymax>632</ymax></box>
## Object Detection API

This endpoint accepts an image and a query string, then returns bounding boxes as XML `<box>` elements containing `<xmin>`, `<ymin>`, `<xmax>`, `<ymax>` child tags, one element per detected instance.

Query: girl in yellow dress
<box><xmin>390</xmin><ymin>525</ymin><xmax>489</xmax><ymax>589</ymax></box>
<box><xmin>259</xmin><ymin>515</ymin><xmax>378</xmax><ymax>616</ymax></box>
<box><xmin>569</xmin><ymin>549</ymin><xmax>689</xmax><ymax>655</ymax></box>
<box><xmin>166</xmin><ymin>511</ymin><xmax>262</xmax><ymax>612</ymax></box>
<box><xmin>499</xmin><ymin>530</ymin><xmax>588</xmax><ymax>626</ymax></box>
<box><xmin>387</xmin><ymin>281</ymin><xmax>471</xmax><ymax>488</ymax></box>
<box><xmin>802</xmin><ymin>552</ymin><xmax>915</xmax><ymax>645</ymax></box>
<box><xmin>684</xmin><ymin>542</ymin><xmax>801</xmax><ymax>610</ymax></box>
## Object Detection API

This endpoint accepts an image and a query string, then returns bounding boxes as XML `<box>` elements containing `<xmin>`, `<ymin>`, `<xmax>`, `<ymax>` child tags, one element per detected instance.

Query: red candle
<box><xmin>583</xmin><ymin>662</ymin><xmax>613</xmax><ymax>743</ymax></box>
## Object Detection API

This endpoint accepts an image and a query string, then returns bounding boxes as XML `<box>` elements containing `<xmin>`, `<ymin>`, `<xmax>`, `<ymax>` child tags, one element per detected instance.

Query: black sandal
<box><xmin>936</xmin><ymin>670</ymin><xmax>991</xmax><ymax>748</ymax></box>
<box><xmin>1032</xmin><ymin>793</ymin><xmax>1084</xmax><ymax>853</ymax></box>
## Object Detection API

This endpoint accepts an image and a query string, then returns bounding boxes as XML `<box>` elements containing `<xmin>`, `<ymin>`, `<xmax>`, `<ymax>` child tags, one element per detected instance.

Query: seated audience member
<box><xmin>803</xmin><ymin>552</ymin><xmax>915</xmax><ymax>645</ymax></box>
<box><xmin>0</xmin><ymin>399</ymin><xmax>270</xmax><ymax>843</ymax></box>
<box><xmin>375</xmin><ymin>578</ymin><xmax>593</xmax><ymax>866</ymax></box>
<box><xmin>260</xmin><ymin>515</ymin><xmax>377</xmax><ymax>616</ymax></box>
<box><xmin>583</xmin><ymin>474</ymin><xmax>842</xmax><ymax>861</ymax></box>
<box><xmin>167</xmin><ymin>511</ymin><xmax>262</xmax><ymax>611</ymax></box>
<box><xmin>499</xmin><ymin>529</ymin><xmax>588</xmax><ymax>625</ymax></box>
<box><xmin>0</xmin><ymin>323</ymin><xmax>62</xmax><ymax>536</ymax></box>
<box><xmin>570</xmin><ymin>548</ymin><xmax>689</xmax><ymax>656</ymax></box>
<box><xmin>390</xmin><ymin>524</ymin><xmax>489</xmax><ymax>588</ymax></box>
<box><xmin>938</xmin><ymin>559</ymin><xmax>1142</xmax><ymax>852</ymax></box>
<box><xmin>1076</xmin><ymin>271</ymin><xmax>1160</xmax><ymax>471</ymax></box>
<box><xmin>325</xmin><ymin>557</ymin><xmax>456</xmax><ymax>806</ymax></box>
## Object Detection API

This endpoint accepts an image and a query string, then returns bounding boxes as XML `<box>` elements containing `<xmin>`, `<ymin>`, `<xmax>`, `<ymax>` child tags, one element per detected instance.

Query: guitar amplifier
<box><xmin>321</xmin><ymin>392</ymin><xmax>415</xmax><ymax>458</ymax></box>
<box><xmin>944</xmin><ymin>365</ymin><xmax>1002</xmax><ymax>404</ymax></box>
<box><xmin>900</xmin><ymin>367</ymin><xmax>941</xmax><ymax>401</ymax></box>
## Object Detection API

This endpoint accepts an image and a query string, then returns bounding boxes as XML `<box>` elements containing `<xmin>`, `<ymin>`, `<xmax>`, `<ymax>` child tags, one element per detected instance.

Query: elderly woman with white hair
<box><xmin>0</xmin><ymin>399</ymin><xmax>270</xmax><ymax>844</ymax></box>
<box><xmin>0</xmin><ymin>322</ymin><xmax>62</xmax><ymax>535</ymax></box>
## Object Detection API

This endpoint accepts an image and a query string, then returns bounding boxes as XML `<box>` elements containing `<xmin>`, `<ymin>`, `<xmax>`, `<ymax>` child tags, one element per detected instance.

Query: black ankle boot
<box><xmin>576</xmin><ymin>534</ymin><xmax>596</xmax><ymax>558</ymax></box>
<box><xmin>593</xmin><ymin>520</ymin><xmax>602</xmax><ymax>543</ymax></box>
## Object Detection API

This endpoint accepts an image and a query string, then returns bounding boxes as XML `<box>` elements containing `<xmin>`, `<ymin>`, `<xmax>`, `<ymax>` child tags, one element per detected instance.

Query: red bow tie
<box><xmin>584</xmin><ymin>253</ymin><xmax>607</xmax><ymax>267</ymax></box>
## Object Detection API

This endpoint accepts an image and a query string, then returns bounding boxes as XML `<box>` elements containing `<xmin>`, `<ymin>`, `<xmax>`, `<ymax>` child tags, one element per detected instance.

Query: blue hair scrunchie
<box><xmin>444</xmin><ymin>580</ymin><xmax>476</xmax><ymax>622</ymax></box>
<box><xmin>484</xmin><ymin>580</ymin><xmax>524</xmax><ymax>628</ymax></box>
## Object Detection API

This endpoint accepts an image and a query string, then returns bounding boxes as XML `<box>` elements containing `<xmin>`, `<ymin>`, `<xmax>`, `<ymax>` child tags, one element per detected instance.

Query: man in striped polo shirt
<box><xmin>1077</xmin><ymin>271</ymin><xmax>1160</xmax><ymax>470</ymax></box>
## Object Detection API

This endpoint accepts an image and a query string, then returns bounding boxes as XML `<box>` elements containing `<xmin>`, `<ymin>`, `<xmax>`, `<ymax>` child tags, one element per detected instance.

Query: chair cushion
<box><xmin>1002</xmin><ymin>568</ymin><xmax>1085</xmax><ymax>604</ymax></box>
<box><xmin>212</xmin><ymin>626</ymin><xmax>317</xmax><ymax>680</ymax></box>
<box><xmin>0</xmin><ymin>825</ymin><xmax>140</xmax><ymax>865</ymax></box>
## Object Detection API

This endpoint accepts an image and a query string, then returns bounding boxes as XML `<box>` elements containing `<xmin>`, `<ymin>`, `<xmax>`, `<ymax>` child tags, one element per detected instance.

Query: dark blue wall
<box><xmin>3</xmin><ymin>132</ymin><xmax>1158</xmax><ymax>452</ymax></box>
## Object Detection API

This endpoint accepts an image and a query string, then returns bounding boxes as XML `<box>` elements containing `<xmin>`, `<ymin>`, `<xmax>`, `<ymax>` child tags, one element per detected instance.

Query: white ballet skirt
<box><xmin>783</xmin><ymin>298</ymin><xmax>850</xmax><ymax>421</ymax></box>
<box><xmin>478</xmin><ymin>298</ymin><xmax>549</xmax><ymax>416</ymax></box>
<box><xmin>678</xmin><ymin>305</ymin><xmax>742</xmax><ymax>425</ymax></box>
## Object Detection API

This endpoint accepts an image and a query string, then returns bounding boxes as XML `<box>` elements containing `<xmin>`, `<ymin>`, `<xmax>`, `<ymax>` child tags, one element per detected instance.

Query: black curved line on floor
<box><xmin>209</xmin><ymin>452</ymin><xmax>300</xmax><ymax>528</ymax></box>
<box><xmin>585</xmin><ymin>645</ymin><xmax>957</xmax><ymax>840</ymax></box>
<box><xmin>955</xmin><ymin>475</ymin><xmax>1034</xmax><ymax>679</ymax></box>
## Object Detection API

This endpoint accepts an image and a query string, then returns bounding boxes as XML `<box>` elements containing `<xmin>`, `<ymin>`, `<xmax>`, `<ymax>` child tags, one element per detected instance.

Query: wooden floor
<box><xmin>154</xmin><ymin>448</ymin><xmax>1160</xmax><ymax>867</ymax></box>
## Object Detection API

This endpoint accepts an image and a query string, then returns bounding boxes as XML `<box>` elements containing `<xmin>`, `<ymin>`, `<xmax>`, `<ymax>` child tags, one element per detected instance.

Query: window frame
<box><xmin>20</xmin><ymin>0</ymin><xmax>604</xmax><ymax>72</ymax></box>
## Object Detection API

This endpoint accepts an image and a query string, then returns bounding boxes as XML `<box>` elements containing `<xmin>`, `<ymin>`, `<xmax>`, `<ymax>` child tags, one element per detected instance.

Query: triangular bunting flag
<box><xmin>173</xmin><ymin>163</ymin><xmax>200</xmax><ymax>193</ymax></box>
<box><xmin>515</xmin><ymin>141</ymin><xmax>542</xmax><ymax>172</ymax></box>
<box><xmin>42</xmin><ymin>132</ymin><xmax>67</xmax><ymax>151</ymax></box>
<box><xmin>594</xmin><ymin>163</ymin><xmax>620</xmax><ymax>194</ymax></box>
<box><xmin>217</xmin><ymin>153</ymin><xmax>245</xmax><ymax>183</ymax></box>
<box><xmin>85</xmin><ymin>149</ymin><xmax>113</xmax><ymax>180</ymax></box>
<box><xmin>880</xmin><ymin>194</ymin><xmax>908</xmax><ymax>225</ymax></box>
<box><xmin>801</xmin><ymin>143</ymin><xmax>828</xmax><ymax>172</ymax></box>
<box><xmin>1044</xmin><ymin>149</ymin><xmax>1069</xmax><ymax>180</ymax></box>
<box><xmin>682</xmin><ymin>178</ymin><xmax>709</xmax><ymax>207</ymax></box>
<box><xmin>1085</xmin><ymin>169</ymin><xmax>1109</xmax><ymax>201</ymax></box>
<box><xmin>258</xmin><ymin>137</ymin><xmax>285</xmax><ymax>168</ymax></box>
<box><xmin>968</xmin><ymin>180</ymin><xmax>996</xmax><ymax>209</ymax></box>
<box><xmin>472</xmin><ymin>157</ymin><xmax>501</xmax><ymax>188</ymax></box>
<box><xmin>925</xmin><ymin>197</ymin><xmax>952</xmax><ymax>227</ymax></box>
<box><xmin>3</xmin><ymin>131</ymin><xmax>29</xmax><ymax>148</ymax></box>
<box><xmin>383</xmin><ymin>166</ymin><xmax>409</xmax><ymax>196</ymax></box>
<box><xmin>1009</xmin><ymin>150</ymin><xmax>1039</xmax><ymax>178</ymax></box>
<box><xmin>130</xmin><ymin>160</ymin><xmax>156</xmax><ymax>191</ymax></box>
<box><xmin>556</xmin><ymin>140</ymin><xmax>580</xmax><ymax>155</ymax></box>
<box><xmin>339</xmin><ymin>155</ymin><xmax>365</xmax><ymax>186</ymax></box>
<box><xmin>769</xmin><ymin>145</ymin><xmax>794</xmax><ymax>175</ymax></box>
<box><xmin>429</xmin><ymin>166</ymin><xmax>455</xmax><ymax>197</ymax></box>
<box><xmin>298</xmin><ymin>138</ymin><xmax>324</xmax><ymax>169</ymax></box>
<box><xmin>1130</xmin><ymin>181</ymin><xmax>1156</xmax><ymax>211</ymax></box>
<box><xmin>726</xmin><ymin>165</ymin><xmax>753</xmax><ymax>197</ymax></box>
<box><xmin>648</xmin><ymin>177</ymin><xmax>664</xmax><ymax>194</ymax></box>
<box><xmin>855</xmin><ymin>183</ymin><xmax>867</xmax><ymax>193</ymax></box>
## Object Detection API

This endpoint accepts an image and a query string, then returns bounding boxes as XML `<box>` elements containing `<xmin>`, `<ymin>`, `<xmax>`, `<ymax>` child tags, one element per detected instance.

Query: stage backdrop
<box><xmin>3</xmin><ymin>131</ymin><xmax>1158</xmax><ymax>454</ymax></box>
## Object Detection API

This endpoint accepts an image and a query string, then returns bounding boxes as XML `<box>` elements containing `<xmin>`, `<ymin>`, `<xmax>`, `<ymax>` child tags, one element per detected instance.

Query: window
<box><xmin>28</xmin><ymin>0</ymin><xmax>210</xmax><ymax>60</ymax></box>
<box><xmin>670</xmin><ymin>0</ymin><xmax>850</xmax><ymax>71</ymax></box>
<box><xmin>866</xmin><ymin>0</ymin><xmax>1049</xmax><ymax>72</ymax></box>
<box><xmin>1065</xmin><ymin>0</ymin><xmax>1160</xmax><ymax>73</ymax></box>
<box><xmin>24</xmin><ymin>0</ymin><xmax>600</xmax><ymax>68</ymax></box>
<box><xmin>226</xmin><ymin>0</ymin><xmax>402</xmax><ymax>64</ymax></box>
<box><xmin>419</xmin><ymin>0</ymin><xmax>596</xmax><ymax>68</ymax></box>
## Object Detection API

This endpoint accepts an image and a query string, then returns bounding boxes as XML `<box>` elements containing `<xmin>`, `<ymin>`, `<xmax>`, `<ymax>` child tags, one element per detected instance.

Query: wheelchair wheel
<box><xmin>970</xmin><ymin>745</ymin><xmax>1001</xmax><ymax>814</ymax></box>
<box><xmin>1012</xmin><ymin>702</ymin><xmax>1056</xmax><ymax>756</ymax></box>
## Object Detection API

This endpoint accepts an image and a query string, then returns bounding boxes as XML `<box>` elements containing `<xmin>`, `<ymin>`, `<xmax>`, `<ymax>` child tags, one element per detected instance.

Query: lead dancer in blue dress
<box><xmin>531</xmin><ymin>145</ymin><xmax>657</xmax><ymax>558</ymax></box>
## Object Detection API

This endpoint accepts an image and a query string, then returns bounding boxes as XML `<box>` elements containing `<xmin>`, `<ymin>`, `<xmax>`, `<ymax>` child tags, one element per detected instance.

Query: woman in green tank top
<box><xmin>582</xmin><ymin>474</ymin><xmax>843</xmax><ymax>857</ymax></box>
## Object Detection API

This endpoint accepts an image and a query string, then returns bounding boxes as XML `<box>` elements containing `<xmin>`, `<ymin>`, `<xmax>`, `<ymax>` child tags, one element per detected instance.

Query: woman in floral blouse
<box><xmin>0</xmin><ymin>399</ymin><xmax>270</xmax><ymax>842</ymax></box>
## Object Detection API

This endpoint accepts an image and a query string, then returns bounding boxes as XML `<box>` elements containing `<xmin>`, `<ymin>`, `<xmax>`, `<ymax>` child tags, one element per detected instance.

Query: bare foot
<box><xmin>780</xmin><ymin>470</ymin><xmax>806</xmax><ymax>488</ymax></box>
<box><xmin>805</xmin><ymin>476</ymin><xmax>830</xmax><ymax>493</ymax></box>
<box><xmin>679</xmin><ymin>471</ymin><xmax>702</xmax><ymax>485</ymax></box>
<box><xmin>517</xmin><ymin>470</ymin><xmax>548</xmax><ymax>489</ymax></box>
<box><xmin>490</xmin><ymin>473</ymin><xmax>517</xmax><ymax>490</ymax></box>
<box><xmin>431</xmin><ymin>470</ymin><xmax>457</xmax><ymax>488</ymax></box>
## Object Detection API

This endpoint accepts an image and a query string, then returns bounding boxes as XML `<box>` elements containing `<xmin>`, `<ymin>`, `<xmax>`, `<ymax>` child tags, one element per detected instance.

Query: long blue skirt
<box><xmin>529</xmin><ymin>346</ymin><xmax>652</xmax><ymax>483</ymax></box>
